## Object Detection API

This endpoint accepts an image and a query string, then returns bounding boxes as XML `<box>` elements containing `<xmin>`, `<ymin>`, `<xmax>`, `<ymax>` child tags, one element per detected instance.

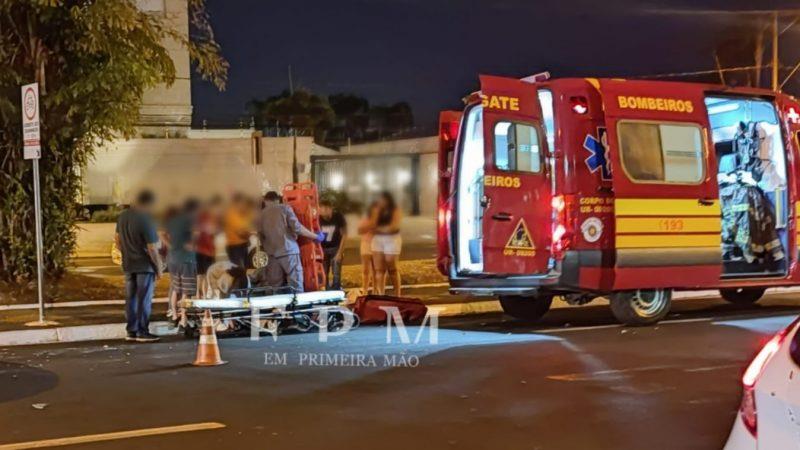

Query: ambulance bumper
<box><xmin>448</xmin><ymin>251</ymin><xmax>583</xmax><ymax>297</ymax></box>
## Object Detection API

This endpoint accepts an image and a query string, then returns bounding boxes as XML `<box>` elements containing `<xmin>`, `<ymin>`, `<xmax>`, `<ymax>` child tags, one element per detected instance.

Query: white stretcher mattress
<box><xmin>187</xmin><ymin>290</ymin><xmax>346</xmax><ymax>310</ymax></box>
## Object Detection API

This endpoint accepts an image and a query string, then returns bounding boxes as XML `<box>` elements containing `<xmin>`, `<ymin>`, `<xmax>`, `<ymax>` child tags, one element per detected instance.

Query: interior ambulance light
<box><xmin>707</xmin><ymin>103</ymin><xmax>740</xmax><ymax>115</ymax></box>
<box><xmin>570</xmin><ymin>96</ymin><xmax>588</xmax><ymax>115</ymax></box>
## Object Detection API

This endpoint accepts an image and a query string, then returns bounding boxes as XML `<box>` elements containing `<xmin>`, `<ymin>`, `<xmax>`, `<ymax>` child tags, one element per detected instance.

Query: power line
<box><xmin>632</xmin><ymin>64</ymin><xmax>770</xmax><ymax>79</ymax></box>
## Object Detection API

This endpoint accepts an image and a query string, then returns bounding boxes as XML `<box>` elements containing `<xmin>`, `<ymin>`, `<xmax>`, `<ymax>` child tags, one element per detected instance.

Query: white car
<box><xmin>724</xmin><ymin>316</ymin><xmax>800</xmax><ymax>449</ymax></box>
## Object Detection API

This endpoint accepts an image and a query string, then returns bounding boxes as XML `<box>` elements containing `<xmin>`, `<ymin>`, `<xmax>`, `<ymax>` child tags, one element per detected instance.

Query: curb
<box><xmin>0</xmin><ymin>321</ymin><xmax>177</xmax><ymax>347</ymax></box>
<box><xmin>0</xmin><ymin>297</ymin><xmax>169</xmax><ymax>311</ymax></box>
<box><xmin>3</xmin><ymin>287</ymin><xmax>799</xmax><ymax>347</ymax></box>
<box><xmin>0</xmin><ymin>282</ymin><xmax>451</xmax><ymax>311</ymax></box>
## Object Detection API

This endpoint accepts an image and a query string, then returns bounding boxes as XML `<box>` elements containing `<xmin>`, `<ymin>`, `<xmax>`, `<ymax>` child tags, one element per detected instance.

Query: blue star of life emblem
<box><xmin>583</xmin><ymin>127</ymin><xmax>611</xmax><ymax>181</ymax></box>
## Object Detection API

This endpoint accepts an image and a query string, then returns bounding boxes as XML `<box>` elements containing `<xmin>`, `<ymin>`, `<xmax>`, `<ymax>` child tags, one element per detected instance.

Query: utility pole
<box><xmin>288</xmin><ymin>65</ymin><xmax>294</xmax><ymax>95</ymax></box>
<box><xmin>288</xmin><ymin>65</ymin><xmax>298</xmax><ymax>183</ymax></box>
<box><xmin>772</xmin><ymin>11</ymin><xmax>780</xmax><ymax>91</ymax></box>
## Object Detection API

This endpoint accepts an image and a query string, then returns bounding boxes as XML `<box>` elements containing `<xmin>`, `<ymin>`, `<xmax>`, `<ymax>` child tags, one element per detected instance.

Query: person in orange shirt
<box><xmin>224</xmin><ymin>193</ymin><xmax>254</xmax><ymax>268</ymax></box>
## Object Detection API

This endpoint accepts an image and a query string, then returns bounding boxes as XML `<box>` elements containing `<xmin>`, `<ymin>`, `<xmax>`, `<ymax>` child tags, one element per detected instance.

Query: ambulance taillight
<box><xmin>437</xmin><ymin>111</ymin><xmax>462</xmax><ymax>276</ymax></box>
<box><xmin>551</xmin><ymin>195</ymin><xmax>574</xmax><ymax>259</ymax></box>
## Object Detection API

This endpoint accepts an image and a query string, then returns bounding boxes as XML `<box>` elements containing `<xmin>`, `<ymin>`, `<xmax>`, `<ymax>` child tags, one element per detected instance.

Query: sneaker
<box><xmin>136</xmin><ymin>333</ymin><xmax>161</xmax><ymax>343</ymax></box>
<box><xmin>125</xmin><ymin>332</ymin><xmax>137</xmax><ymax>342</ymax></box>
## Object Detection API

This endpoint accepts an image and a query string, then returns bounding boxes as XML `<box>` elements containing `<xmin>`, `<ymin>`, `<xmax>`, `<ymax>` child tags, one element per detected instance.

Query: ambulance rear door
<box><xmin>599</xmin><ymin>79</ymin><xmax>721</xmax><ymax>289</ymax></box>
<box><xmin>776</xmin><ymin>94</ymin><xmax>800</xmax><ymax>277</ymax></box>
<box><xmin>479</xmin><ymin>75</ymin><xmax>552</xmax><ymax>275</ymax></box>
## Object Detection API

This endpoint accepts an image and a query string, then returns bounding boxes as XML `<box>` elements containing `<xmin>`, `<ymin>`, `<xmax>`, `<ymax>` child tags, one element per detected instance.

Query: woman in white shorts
<box><xmin>357</xmin><ymin>202</ymin><xmax>377</xmax><ymax>293</ymax></box>
<box><xmin>369</xmin><ymin>192</ymin><xmax>402</xmax><ymax>296</ymax></box>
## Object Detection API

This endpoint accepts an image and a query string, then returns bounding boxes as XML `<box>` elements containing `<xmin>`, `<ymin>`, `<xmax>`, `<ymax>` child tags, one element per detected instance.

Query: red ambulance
<box><xmin>437</xmin><ymin>74</ymin><xmax>800</xmax><ymax>325</ymax></box>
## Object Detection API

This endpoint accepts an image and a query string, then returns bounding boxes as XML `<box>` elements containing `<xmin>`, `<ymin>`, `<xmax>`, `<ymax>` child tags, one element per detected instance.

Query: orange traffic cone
<box><xmin>193</xmin><ymin>310</ymin><xmax>227</xmax><ymax>366</ymax></box>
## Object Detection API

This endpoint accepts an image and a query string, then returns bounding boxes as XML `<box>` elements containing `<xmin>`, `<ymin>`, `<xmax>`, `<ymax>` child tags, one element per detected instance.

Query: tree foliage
<box><xmin>248</xmin><ymin>88</ymin><xmax>336</xmax><ymax>143</ymax></box>
<box><xmin>249</xmin><ymin>90</ymin><xmax>415</xmax><ymax>147</ymax></box>
<box><xmin>0</xmin><ymin>0</ymin><xmax>227</xmax><ymax>282</ymax></box>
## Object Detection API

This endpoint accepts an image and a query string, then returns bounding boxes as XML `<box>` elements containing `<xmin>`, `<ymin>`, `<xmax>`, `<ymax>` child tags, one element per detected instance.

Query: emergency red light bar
<box><xmin>570</xmin><ymin>96</ymin><xmax>589</xmax><ymax>114</ymax></box>
<box><xmin>520</xmin><ymin>71</ymin><xmax>551</xmax><ymax>84</ymax></box>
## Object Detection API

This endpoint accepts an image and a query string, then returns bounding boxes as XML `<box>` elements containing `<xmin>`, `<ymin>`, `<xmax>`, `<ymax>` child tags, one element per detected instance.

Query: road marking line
<box><xmin>661</xmin><ymin>317</ymin><xmax>713</xmax><ymax>324</ymax></box>
<box><xmin>547</xmin><ymin>364</ymin><xmax>675</xmax><ymax>381</ymax></box>
<box><xmin>538</xmin><ymin>324</ymin><xmax>622</xmax><ymax>333</ymax></box>
<box><xmin>0</xmin><ymin>422</ymin><xmax>225</xmax><ymax>449</ymax></box>
<box><xmin>683</xmin><ymin>364</ymin><xmax>740</xmax><ymax>373</ymax></box>
<box><xmin>539</xmin><ymin>317</ymin><xmax>713</xmax><ymax>334</ymax></box>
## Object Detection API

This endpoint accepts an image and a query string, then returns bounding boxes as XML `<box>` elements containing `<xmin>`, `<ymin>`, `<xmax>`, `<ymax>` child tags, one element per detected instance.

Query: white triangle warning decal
<box><xmin>505</xmin><ymin>219</ymin><xmax>535</xmax><ymax>250</ymax></box>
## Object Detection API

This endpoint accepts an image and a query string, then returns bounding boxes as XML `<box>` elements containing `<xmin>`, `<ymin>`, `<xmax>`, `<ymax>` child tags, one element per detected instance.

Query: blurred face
<box><xmin>319</xmin><ymin>205</ymin><xmax>332</xmax><ymax>218</ymax></box>
<box><xmin>376</xmin><ymin>196</ymin><xmax>388</xmax><ymax>209</ymax></box>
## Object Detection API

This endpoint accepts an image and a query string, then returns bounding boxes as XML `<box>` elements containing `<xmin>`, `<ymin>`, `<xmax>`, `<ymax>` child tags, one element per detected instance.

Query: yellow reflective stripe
<box><xmin>616</xmin><ymin>234</ymin><xmax>721</xmax><ymax>249</ymax></box>
<box><xmin>615</xmin><ymin>198</ymin><xmax>720</xmax><ymax>217</ymax></box>
<box><xmin>616</xmin><ymin>217</ymin><xmax>720</xmax><ymax>234</ymax></box>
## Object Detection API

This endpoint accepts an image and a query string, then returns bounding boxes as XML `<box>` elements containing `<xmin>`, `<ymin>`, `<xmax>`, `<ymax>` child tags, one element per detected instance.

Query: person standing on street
<box><xmin>224</xmin><ymin>193</ymin><xmax>253</xmax><ymax>268</ymax></box>
<box><xmin>369</xmin><ymin>191</ymin><xmax>403</xmax><ymax>296</ymax></box>
<box><xmin>165</xmin><ymin>198</ymin><xmax>199</xmax><ymax>324</ymax></box>
<box><xmin>115</xmin><ymin>190</ymin><xmax>163</xmax><ymax>343</ymax></box>
<box><xmin>253</xmin><ymin>191</ymin><xmax>324</xmax><ymax>293</ymax></box>
<box><xmin>195</xmin><ymin>196</ymin><xmax>221</xmax><ymax>299</ymax></box>
<box><xmin>357</xmin><ymin>201</ymin><xmax>378</xmax><ymax>293</ymax></box>
<box><xmin>319</xmin><ymin>200</ymin><xmax>347</xmax><ymax>290</ymax></box>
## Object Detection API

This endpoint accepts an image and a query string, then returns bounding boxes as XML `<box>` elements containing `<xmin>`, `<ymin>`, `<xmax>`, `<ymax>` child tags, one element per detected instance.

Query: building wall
<box><xmin>83</xmin><ymin>136</ymin><xmax>314</xmax><ymax>207</ymax></box>
<box><xmin>312</xmin><ymin>136</ymin><xmax>439</xmax><ymax>216</ymax></box>
<box><xmin>136</xmin><ymin>0</ymin><xmax>192</xmax><ymax>137</ymax></box>
<box><xmin>338</xmin><ymin>136</ymin><xmax>438</xmax><ymax>155</ymax></box>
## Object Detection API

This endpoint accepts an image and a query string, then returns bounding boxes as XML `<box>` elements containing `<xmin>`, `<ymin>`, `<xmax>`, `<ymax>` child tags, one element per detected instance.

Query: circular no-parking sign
<box><xmin>23</xmin><ymin>86</ymin><xmax>37</xmax><ymax>121</ymax></box>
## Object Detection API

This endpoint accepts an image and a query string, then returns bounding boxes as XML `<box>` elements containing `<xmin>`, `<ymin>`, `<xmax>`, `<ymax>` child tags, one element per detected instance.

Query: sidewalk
<box><xmin>0</xmin><ymin>285</ymin><xmax>468</xmax><ymax>346</ymax></box>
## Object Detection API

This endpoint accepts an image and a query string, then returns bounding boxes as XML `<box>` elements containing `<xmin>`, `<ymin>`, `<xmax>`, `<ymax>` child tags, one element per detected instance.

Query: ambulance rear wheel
<box><xmin>610</xmin><ymin>289</ymin><xmax>671</xmax><ymax>326</ymax></box>
<box><xmin>498</xmin><ymin>295</ymin><xmax>553</xmax><ymax>322</ymax></box>
<box><xmin>719</xmin><ymin>287</ymin><xmax>765</xmax><ymax>305</ymax></box>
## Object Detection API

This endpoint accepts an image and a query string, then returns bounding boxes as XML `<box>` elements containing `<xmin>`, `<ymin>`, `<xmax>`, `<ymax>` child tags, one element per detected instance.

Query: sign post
<box><xmin>22</xmin><ymin>82</ymin><xmax>56</xmax><ymax>327</ymax></box>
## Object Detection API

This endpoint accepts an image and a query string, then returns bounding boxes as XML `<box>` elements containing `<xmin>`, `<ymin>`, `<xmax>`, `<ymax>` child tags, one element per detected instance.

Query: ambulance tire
<box><xmin>610</xmin><ymin>289</ymin><xmax>671</xmax><ymax>326</ymax></box>
<box><xmin>498</xmin><ymin>295</ymin><xmax>553</xmax><ymax>322</ymax></box>
<box><xmin>719</xmin><ymin>287</ymin><xmax>766</xmax><ymax>305</ymax></box>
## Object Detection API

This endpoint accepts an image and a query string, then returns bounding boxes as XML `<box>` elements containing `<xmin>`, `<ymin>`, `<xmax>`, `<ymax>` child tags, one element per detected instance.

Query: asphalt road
<box><xmin>2</xmin><ymin>294</ymin><xmax>800</xmax><ymax>449</ymax></box>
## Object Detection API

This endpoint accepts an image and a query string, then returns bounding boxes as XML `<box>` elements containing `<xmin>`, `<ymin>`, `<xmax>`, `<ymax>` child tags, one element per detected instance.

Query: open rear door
<box><xmin>479</xmin><ymin>75</ymin><xmax>552</xmax><ymax>275</ymax></box>
<box><xmin>777</xmin><ymin>94</ymin><xmax>800</xmax><ymax>275</ymax></box>
<box><xmin>599</xmin><ymin>79</ymin><xmax>721</xmax><ymax>289</ymax></box>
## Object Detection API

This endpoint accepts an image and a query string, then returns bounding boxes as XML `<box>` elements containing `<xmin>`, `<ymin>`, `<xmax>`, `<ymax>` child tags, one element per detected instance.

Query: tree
<box><xmin>367</xmin><ymin>101</ymin><xmax>414</xmax><ymax>140</ymax></box>
<box><xmin>328</xmin><ymin>93</ymin><xmax>370</xmax><ymax>143</ymax></box>
<box><xmin>249</xmin><ymin>88</ymin><xmax>335</xmax><ymax>142</ymax></box>
<box><xmin>0</xmin><ymin>0</ymin><xmax>227</xmax><ymax>282</ymax></box>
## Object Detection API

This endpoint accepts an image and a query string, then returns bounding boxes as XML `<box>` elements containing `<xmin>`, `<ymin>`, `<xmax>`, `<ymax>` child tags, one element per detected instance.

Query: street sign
<box><xmin>21</xmin><ymin>82</ymin><xmax>41</xmax><ymax>160</ymax></box>
<box><xmin>20</xmin><ymin>81</ymin><xmax>55</xmax><ymax>326</ymax></box>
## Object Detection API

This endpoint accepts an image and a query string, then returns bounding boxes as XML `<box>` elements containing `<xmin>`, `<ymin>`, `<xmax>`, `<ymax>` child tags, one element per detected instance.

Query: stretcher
<box><xmin>180</xmin><ymin>286</ymin><xmax>358</xmax><ymax>338</ymax></box>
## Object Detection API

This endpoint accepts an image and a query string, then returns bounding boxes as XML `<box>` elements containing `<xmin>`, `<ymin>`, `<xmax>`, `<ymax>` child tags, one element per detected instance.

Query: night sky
<box><xmin>191</xmin><ymin>0</ymin><xmax>800</xmax><ymax>134</ymax></box>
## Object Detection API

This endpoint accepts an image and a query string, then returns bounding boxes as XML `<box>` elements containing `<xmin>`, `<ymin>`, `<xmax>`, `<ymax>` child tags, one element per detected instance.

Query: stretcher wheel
<box><xmin>719</xmin><ymin>287</ymin><xmax>765</xmax><ymax>305</ymax></box>
<box><xmin>610</xmin><ymin>289</ymin><xmax>671</xmax><ymax>326</ymax></box>
<box><xmin>498</xmin><ymin>295</ymin><xmax>553</xmax><ymax>322</ymax></box>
